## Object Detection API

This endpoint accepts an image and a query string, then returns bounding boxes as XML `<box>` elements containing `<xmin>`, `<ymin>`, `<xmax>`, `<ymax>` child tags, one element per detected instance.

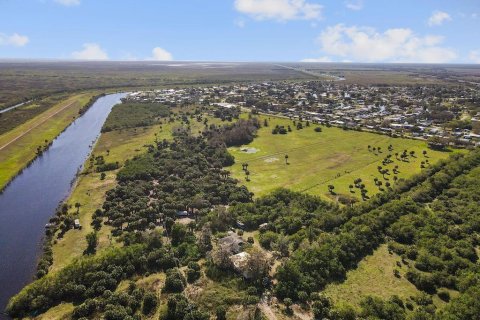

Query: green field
<box><xmin>323</xmin><ymin>244</ymin><xmax>420</xmax><ymax>309</ymax></box>
<box><xmin>228</xmin><ymin>115</ymin><xmax>455</xmax><ymax>200</ymax></box>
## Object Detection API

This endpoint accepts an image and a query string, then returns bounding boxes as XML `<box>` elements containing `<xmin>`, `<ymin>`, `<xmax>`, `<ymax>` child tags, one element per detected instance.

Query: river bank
<box><xmin>0</xmin><ymin>93</ymin><xmax>126</xmax><ymax>316</ymax></box>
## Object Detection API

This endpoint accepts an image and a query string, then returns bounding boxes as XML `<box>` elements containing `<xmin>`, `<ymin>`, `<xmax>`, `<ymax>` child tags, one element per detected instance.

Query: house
<box><xmin>236</xmin><ymin>221</ymin><xmax>246</xmax><ymax>230</ymax></box>
<box><xmin>218</xmin><ymin>232</ymin><xmax>244</xmax><ymax>254</ymax></box>
<box><xmin>230</xmin><ymin>252</ymin><xmax>251</xmax><ymax>279</ymax></box>
<box><xmin>176</xmin><ymin>210</ymin><xmax>189</xmax><ymax>218</ymax></box>
<box><xmin>259</xmin><ymin>223</ymin><xmax>269</xmax><ymax>231</ymax></box>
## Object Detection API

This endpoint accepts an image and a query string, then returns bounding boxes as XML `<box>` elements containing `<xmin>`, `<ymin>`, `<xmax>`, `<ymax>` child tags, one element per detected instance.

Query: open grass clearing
<box><xmin>323</xmin><ymin>244</ymin><xmax>420</xmax><ymax>309</ymax></box>
<box><xmin>228</xmin><ymin>115</ymin><xmax>457</xmax><ymax>200</ymax></box>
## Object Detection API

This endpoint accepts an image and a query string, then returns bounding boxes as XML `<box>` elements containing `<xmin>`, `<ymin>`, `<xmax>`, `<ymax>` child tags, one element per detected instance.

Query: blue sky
<box><xmin>0</xmin><ymin>0</ymin><xmax>479</xmax><ymax>63</ymax></box>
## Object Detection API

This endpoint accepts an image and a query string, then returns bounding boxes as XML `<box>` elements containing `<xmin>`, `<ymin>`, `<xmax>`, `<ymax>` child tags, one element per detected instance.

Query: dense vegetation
<box><xmin>102</xmin><ymin>102</ymin><xmax>170</xmax><ymax>132</ymax></box>
<box><xmin>231</xmin><ymin>150</ymin><xmax>480</xmax><ymax>319</ymax></box>
<box><xmin>98</xmin><ymin>134</ymin><xmax>251</xmax><ymax>238</ymax></box>
<box><xmin>7</xmin><ymin>100</ymin><xmax>480</xmax><ymax>319</ymax></box>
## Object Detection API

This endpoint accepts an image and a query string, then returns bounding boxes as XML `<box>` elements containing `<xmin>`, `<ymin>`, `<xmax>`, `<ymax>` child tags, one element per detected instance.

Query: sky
<box><xmin>0</xmin><ymin>0</ymin><xmax>480</xmax><ymax>63</ymax></box>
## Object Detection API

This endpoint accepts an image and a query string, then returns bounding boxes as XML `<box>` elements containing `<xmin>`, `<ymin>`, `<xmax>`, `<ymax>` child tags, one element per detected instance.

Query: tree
<box><xmin>75</xmin><ymin>202</ymin><xmax>81</xmax><ymax>214</ymax></box>
<box><xmin>245</xmin><ymin>248</ymin><xmax>270</xmax><ymax>284</ymax></box>
<box><xmin>328</xmin><ymin>185</ymin><xmax>335</xmax><ymax>194</ymax></box>
<box><xmin>163</xmin><ymin>268</ymin><xmax>186</xmax><ymax>293</ymax></box>
<box><xmin>312</xmin><ymin>295</ymin><xmax>332</xmax><ymax>319</ymax></box>
<box><xmin>84</xmin><ymin>232</ymin><xmax>98</xmax><ymax>255</ymax></box>
<box><xmin>142</xmin><ymin>292</ymin><xmax>158</xmax><ymax>315</ymax></box>
<box><xmin>216</xmin><ymin>306</ymin><xmax>227</xmax><ymax>320</ymax></box>
<box><xmin>284</xmin><ymin>298</ymin><xmax>293</xmax><ymax>314</ymax></box>
<box><xmin>212</xmin><ymin>246</ymin><xmax>233</xmax><ymax>270</ymax></box>
<box><xmin>198</xmin><ymin>225</ymin><xmax>213</xmax><ymax>255</ymax></box>
<box><xmin>285</xmin><ymin>154</ymin><xmax>289</xmax><ymax>165</ymax></box>
<box><xmin>171</xmin><ymin>223</ymin><xmax>188</xmax><ymax>246</ymax></box>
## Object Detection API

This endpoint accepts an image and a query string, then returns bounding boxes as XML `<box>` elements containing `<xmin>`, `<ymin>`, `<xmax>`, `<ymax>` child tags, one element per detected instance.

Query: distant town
<box><xmin>126</xmin><ymin>81</ymin><xmax>480</xmax><ymax>148</ymax></box>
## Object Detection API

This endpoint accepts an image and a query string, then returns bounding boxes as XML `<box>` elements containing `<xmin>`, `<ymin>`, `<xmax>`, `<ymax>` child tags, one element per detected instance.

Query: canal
<box><xmin>0</xmin><ymin>93</ymin><xmax>126</xmax><ymax>316</ymax></box>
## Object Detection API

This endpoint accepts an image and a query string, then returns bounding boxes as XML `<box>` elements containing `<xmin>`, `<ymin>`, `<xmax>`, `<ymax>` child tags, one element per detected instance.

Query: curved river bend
<box><xmin>0</xmin><ymin>93</ymin><xmax>126</xmax><ymax>316</ymax></box>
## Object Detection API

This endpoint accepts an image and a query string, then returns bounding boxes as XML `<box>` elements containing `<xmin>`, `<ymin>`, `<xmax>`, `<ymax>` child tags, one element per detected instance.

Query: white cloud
<box><xmin>234</xmin><ymin>18</ymin><xmax>246</xmax><ymax>28</ymax></box>
<box><xmin>150</xmin><ymin>47</ymin><xmax>173</xmax><ymax>61</ymax></box>
<box><xmin>469</xmin><ymin>50</ymin><xmax>480</xmax><ymax>64</ymax></box>
<box><xmin>72</xmin><ymin>43</ymin><xmax>109</xmax><ymax>60</ymax></box>
<box><xmin>301</xmin><ymin>56</ymin><xmax>331</xmax><ymax>62</ymax></box>
<box><xmin>54</xmin><ymin>0</ymin><xmax>80</xmax><ymax>6</ymax></box>
<box><xmin>0</xmin><ymin>32</ymin><xmax>29</xmax><ymax>47</ymax></box>
<box><xmin>428</xmin><ymin>11</ymin><xmax>452</xmax><ymax>26</ymax></box>
<box><xmin>345</xmin><ymin>0</ymin><xmax>363</xmax><ymax>11</ymax></box>
<box><xmin>306</xmin><ymin>24</ymin><xmax>456</xmax><ymax>63</ymax></box>
<box><xmin>234</xmin><ymin>0</ymin><xmax>322</xmax><ymax>21</ymax></box>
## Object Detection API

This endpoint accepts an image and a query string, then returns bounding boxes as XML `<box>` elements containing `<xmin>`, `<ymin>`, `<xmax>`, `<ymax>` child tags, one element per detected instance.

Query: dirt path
<box><xmin>258</xmin><ymin>295</ymin><xmax>278</xmax><ymax>320</ymax></box>
<box><xmin>259</xmin><ymin>302</ymin><xmax>278</xmax><ymax>320</ymax></box>
<box><xmin>0</xmin><ymin>101</ymin><xmax>76</xmax><ymax>151</ymax></box>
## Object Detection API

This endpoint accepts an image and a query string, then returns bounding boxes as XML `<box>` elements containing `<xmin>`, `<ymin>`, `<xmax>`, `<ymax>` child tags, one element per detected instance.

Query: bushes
<box><xmin>438</xmin><ymin>290</ymin><xmax>451</xmax><ymax>302</ymax></box>
<box><xmin>102</xmin><ymin>102</ymin><xmax>170</xmax><ymax>132</ymax></box>
<box><xmin>96</xmin><ymin>162</ymin><xmax>120</xmax><ymax>172</ymax></box>
<box><xmin>142</xmin><ymin>292</ymin><xmax>158</xmax><ymax>315</ymax></box>
<box><xmin>6</xmin><ymin>240</ymin><xmax>172</xmax><ymax>318</ymax></box>
<box><xmin>186</xmin><ymin>262</ymin><xmax>201</xmax><ymax>283</ymax></box>
<box><xmin>163</xmin><ymin>268</ymin><xmax>187</xmax><ymax>293</ymax></box>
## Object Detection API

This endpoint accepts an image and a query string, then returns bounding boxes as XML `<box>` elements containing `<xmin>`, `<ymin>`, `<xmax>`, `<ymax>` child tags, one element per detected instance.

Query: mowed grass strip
<box><xmin>0</xmin><ymin>93</ymin><xmax>96</xmax><ymax>190</ymax></box>
<box><xmin>228</xmin><ymin>115</ymin><xmax>455</xmax><ymax>200</ymax></box>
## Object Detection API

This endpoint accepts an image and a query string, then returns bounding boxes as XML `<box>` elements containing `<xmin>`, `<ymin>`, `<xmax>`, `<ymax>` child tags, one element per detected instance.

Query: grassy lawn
<box><xmin>228</xmin><ymin>115</ymin><xmax>456</xmax><ymax>200</ymax></box>
<box><xmin>29</xmin><ymin>303</ymin><xmax>74</xmax><ymax>320</ymax></box>
<box><xmin>0</xmin><ymin>93</ymin><xmax>96</xmax><ymax>190</ymax></box>
<box><xmin>323</xmin><ymin>244</ymin><xmax>420</xmax><ymax>309</ymax></box>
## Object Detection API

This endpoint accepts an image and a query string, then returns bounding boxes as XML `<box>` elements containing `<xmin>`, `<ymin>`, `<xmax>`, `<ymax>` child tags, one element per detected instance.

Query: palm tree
<box><xmin>328</xmin><ymin>185</ymin><xmax>335</xmax><ymax>194</ymax></box>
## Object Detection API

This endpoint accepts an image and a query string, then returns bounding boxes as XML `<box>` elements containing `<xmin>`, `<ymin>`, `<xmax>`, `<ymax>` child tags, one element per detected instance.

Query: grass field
<box><xmin>0</xmin><ymin>93</ymin><xmax>96</xmax><ymax>191</ymax></box>
<box><xmin>228</xmin><ymin>115</ymin><xmax>456</xmax><ymax>200</ymax></box>
<box><xmin>323</xmin><ymin>244</ymin><xmax>420</xmax><ymax>309</ymax></box>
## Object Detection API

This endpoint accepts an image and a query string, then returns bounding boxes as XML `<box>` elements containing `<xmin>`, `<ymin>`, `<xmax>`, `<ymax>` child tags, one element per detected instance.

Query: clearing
<box><xmin>228</xmin><ymin>115</ymin><xmax>456</xmax><ymax>200</ymax></box>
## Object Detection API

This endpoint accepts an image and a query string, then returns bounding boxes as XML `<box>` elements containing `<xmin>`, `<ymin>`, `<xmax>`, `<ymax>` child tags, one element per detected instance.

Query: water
<box><xmin>0</xmin><ymin>93</ymin><xmax>126</xmax><ymax>316</ymax></box>
<box><xmin>0</xmin><ymin>100</ymin><xmax>33</xmax><ymax>114</ymax></box>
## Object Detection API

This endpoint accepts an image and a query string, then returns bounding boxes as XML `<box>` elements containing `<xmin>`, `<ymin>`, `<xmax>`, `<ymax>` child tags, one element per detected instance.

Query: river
<box><xmin>0</xmin><ymin>93</ymin><xmax>126</xmax><ymax>317</ymax></box>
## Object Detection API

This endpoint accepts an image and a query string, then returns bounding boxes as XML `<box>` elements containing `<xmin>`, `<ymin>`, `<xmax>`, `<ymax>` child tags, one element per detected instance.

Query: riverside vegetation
<box><xmin>6</xmin><ymin>99</ymin><xmax>480</xmax><ymax>320</ymax></box>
